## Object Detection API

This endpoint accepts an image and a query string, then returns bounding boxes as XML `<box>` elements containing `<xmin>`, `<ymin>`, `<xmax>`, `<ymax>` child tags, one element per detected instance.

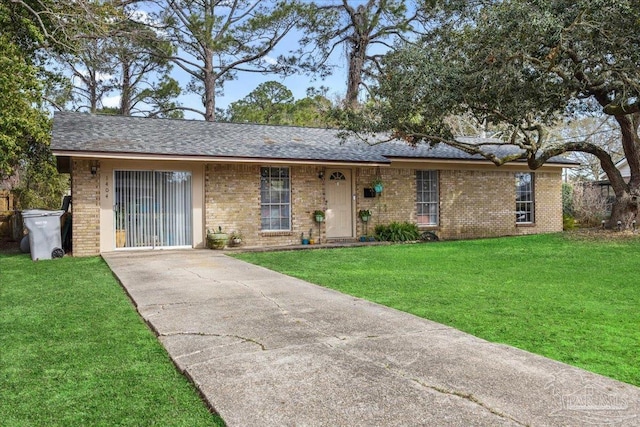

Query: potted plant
<box><xmin>359</xmin><ymin>209</ymin><xmax>372</xmax><ymax>239</ymax></box>
<box><xmin>372</xmin><ymin>177</ymin><xmax>384</xmax><ymax>194</ymax></box>
<box><xmin>229</xmin><ymin>230</ymin><xmax>243</xmax><ymax>247</ymax></box>
<box><xmin>313</xmin><ymin>210</ymin><xmax>325</xmax><ymax>222</ymax></box>
<box><xmin>358</xmin><ymin>209</ymin><xmax>371</xmax><ymax>222</ymax></box>
<box><xmin>207</xmin><ymin>226</ymin><xmax>228</xmax><ymax>249</ymax></box>
<box><xmin>301</xmin><ymin>232</ymin><xmax>309</xmax><ymax>245</ymax></box>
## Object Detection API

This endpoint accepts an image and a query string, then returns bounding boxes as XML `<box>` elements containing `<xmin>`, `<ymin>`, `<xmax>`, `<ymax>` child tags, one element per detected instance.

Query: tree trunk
<box><xmin>346</xmin><ymin>37</ymin><xmax>367</xmax><ymax>108</ymax></box>
<box><xmin>606</xmin><ymin>114</ymin><xmax>640</xmax><ymax>227</ymax></box>
<box><xmin>609</xmin><ymin>193</ymin><xmax>637</xmax><ymax>228</ymax></box>
<box><xmin>345</xmin><ymin>4</ymin><xmax>369</xmax><ymax>109</ymax></box>
<box><xmin>120</xmin><ymin>60</ymin><xmax>131</xmax><ymax>115</ymax></box>
<box><xmin>89</xmin><ymin>70</ymin><xmax>98</xmax><ymax>114</ymax></box>
<box><xmin>203</xmin><ymin>49</ymin><xmax>216</xmax><ymax>122</ymax></box>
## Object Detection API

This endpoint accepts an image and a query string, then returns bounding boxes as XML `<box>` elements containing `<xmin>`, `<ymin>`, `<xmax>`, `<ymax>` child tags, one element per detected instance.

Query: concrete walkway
<box><xmin>103</xmin><ymin>250</ymin><xmax>640</xmax><ymax>426</ymax></box>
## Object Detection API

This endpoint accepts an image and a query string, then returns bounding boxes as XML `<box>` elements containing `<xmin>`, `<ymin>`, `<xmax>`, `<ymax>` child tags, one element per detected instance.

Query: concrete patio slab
<box><xmin>103</xmin><ymin>250</ymin><xmax>640</xmax><ymax>426</ymax></box>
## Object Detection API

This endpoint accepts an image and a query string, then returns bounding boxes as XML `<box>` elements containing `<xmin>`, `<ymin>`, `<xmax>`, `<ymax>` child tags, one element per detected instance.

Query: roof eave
<box><xmin>387</xmin><ymin>156</ymin><xmax>578</xmax><ymax>168</ymax></box>
<box><xmin>51</xmin><ymin>150</ymin><xmax>391</xmax><ymax>167</ymax></box>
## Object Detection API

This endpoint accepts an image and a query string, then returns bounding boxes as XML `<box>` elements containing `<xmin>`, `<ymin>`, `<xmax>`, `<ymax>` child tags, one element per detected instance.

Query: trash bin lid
<box><xmin>21</xmin><ymin>209</ymin><xmax>65</xmax><ymax>218</ymax></box>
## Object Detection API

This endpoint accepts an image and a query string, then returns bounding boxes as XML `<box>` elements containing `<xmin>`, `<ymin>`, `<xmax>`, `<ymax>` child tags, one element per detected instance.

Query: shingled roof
<box><xmin>51</xmin><ymin>111</ymin><xmax>573</xmax><ymax>165</ymax></box>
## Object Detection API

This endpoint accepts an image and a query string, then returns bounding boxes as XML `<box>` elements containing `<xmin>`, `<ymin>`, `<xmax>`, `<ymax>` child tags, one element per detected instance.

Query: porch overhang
<box><xmin>51</xmin><ymin>150</ymin><xmax>392</xmax><ymax>168</ymax></box>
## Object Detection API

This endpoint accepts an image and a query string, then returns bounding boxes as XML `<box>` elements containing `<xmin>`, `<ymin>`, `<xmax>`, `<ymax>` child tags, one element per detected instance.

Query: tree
<box><xmin>149</xmin><ymin>0</ymin><xmax>307</xmax><ymax>121</ymax></box>
<box><xmin>225</xmin><ymin>82</ymin><xmax>334</xmax><ymax>126</ymax></box>
<box><xmin>227</xmin><ymin>81</ymin><xmax>294</xmax><ymax>124</ymax></box>
<box><xmin>337</xmin><ymin>0</ymin><xmax>640</xmax><ymax>226</ymax></box>
<box><xmin>555</xmin><ymin>117</ymin><xmax>623</xmax><ymax>181</ymax></box>
<box><xmin>290</xmin><ymin>87</ymin><xmax>335</xmax><ymax>127</ymax></box>
<box><xmin>1</xmin><ymin>1</ymin><xmax>108</xmax><ymax>202</ymax></box>
<box><xmin>304</xmin><ymin>0</ymin><xmax>431</xmax><ymax>107</ymax></box>
<box><xmin>55</xmin><ymin>37</ymin><xmax>117</xmax><ymax>113</ymax></box>
<box><xmin>12</xmin><ymin>133</ymin><xmax>69</xmax><ymax>210</ymax></box>
<box><xmin>0</xmin><ymin>2</ymin><xmax>50</xmax><ymax>178</ymax></box>
<box><xmin>51</xmin><ymin>5</ymin><xmax>182</xmax><ymax>117</ymax></box>
<box><xmin>110</xmin><ymin>13</ymin><xmax>182</xmax><ymax>117</ymax></box>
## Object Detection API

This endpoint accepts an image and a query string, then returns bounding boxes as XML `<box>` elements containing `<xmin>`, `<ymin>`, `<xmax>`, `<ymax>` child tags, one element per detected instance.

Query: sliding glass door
<box><xmin>114</xmin><ymin>170</ymin><xmax>192</xmax><ymax>249</ymax></box>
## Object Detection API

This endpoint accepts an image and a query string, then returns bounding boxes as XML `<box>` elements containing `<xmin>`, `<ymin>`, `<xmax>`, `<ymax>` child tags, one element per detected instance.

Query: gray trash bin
<box><xmin>22</xmin><ymin>209</ymin><xmax>65</xmax><ymax>261</ymax></box>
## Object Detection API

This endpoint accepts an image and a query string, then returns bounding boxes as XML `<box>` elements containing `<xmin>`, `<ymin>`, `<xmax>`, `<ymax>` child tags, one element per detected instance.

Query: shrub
<box><xmin>572</xmin><ymin>183</ymin><xmax>609</xmax><ymax>227</ymax></box>
<box><xmin>374</xmin><ymin>222</ymin><xmax>420</xmax><ymax>242</ymax></box>
<box><xmin>563</xmin><ymin>214</ymin><xmax>576</xmax><ymax>230</ymax></box>
<box><xmin>562</xmin><ymin>183</ymin><xmax>574</xmax><ymax>216</ymax></box>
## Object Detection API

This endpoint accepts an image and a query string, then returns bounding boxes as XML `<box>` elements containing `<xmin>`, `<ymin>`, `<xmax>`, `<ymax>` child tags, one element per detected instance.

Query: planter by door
<box><xmin>115</xmin><ymin>229</ymin><xmax>126</xmax><ymax>248</ymax></box>
<box><xmin>374</xmin><ymin>183</ymin><xmax>383</xmax><ymax>194</ymax></box>
<box><xmin>207</xmin><ymin>234</ymin><xmax>227</xmax><ymax>249</ymax></box>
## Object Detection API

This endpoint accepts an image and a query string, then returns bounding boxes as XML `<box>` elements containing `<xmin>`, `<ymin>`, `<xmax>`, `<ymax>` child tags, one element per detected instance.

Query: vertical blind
<box><xmin>114</xmin><ymin>171</ymin><xmax>192</xmax><ymax>248</ymax></box>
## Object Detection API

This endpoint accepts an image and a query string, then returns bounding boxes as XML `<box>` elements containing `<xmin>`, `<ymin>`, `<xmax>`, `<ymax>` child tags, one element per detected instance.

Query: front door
<box><xmin>325</xmin><ymin>170</ymin><xmax>353</xmax><ymax>238</ymax></box>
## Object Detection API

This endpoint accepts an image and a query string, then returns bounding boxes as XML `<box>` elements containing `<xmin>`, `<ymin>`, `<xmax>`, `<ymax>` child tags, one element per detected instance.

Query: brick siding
<box><xmin>69</xmin><ymin>160</ymin><xmax>562</xmax><ymax>253</ymax></box>
<box><xmin>204</xmin><ymin>164</ymin><xmax>562</xmax><ymax>247</ymax></box>
<box><xmin>444</xmin><ymin>168</ymin><xmax>560</xmax><ymax>239</ymax></box>
<box><xmin>205</xmin><ymin>164</ymin><xmax>326</xmax><ymax>247</ymax></box>
<box><xmin>71</xmin><ymin>159</ymin><xmax>100</xmax><ymax>256</ymax></box>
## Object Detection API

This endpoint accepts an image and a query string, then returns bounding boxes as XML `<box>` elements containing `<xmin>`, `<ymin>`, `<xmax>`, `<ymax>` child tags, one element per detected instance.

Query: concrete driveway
<box><xmin>103</xmin><ymin>250</ymin><xmax>640</xmax><ymax>426</ymax></box>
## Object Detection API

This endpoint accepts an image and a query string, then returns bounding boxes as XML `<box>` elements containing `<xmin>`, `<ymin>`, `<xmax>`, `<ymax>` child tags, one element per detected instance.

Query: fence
<box><xmin>0</xmin><ymin>190</ymin><xmax>22</xmax><ymax>239</ymax></box>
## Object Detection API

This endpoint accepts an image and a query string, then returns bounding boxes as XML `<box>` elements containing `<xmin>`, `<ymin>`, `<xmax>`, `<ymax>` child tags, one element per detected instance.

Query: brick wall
<box><xmin>523</xmin><ymin>171</ymin><xmax>563</xmax><ymax>235</ymax></box>
<box><xmin>360</xmin><ymin>167</ymin><xmax>562</xmax><ymax>241</ymax></box>
<box><xmin>70</xmin><ymin>160</ymin><xmax>561</xmax><ymax>254</ymax></box>
<box><xmin>205</xmin><ymin>164</ymin><xmax>325</xmax><ymax>247</ymax></box>
<box><xmin>439</xmin><ymin>169</ymin><xmax>515</xmax><ymax>239</ymax></box>
<box><xmin>71</xmin><ymin>159</ymin><xmax>100</xmax><ymax>256</ymax></box>
<box><xmin>355</xmin><ymin>168</ymin><xmax>416</xmax><ymax>236</ymax></box>
<box><xmin>204</xmin><ymin>163</ymin><xmax>563</xmax><ymax>247</ymax></box>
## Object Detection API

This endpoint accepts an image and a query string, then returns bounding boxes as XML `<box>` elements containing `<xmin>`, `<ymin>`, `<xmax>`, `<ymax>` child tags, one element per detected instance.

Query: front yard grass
<box><xmin>234</xmin><ymin>233</ymin><xmax>640</xmax><ymax>387</ymax></box>
<box><xmin>0</xmin><ymin>252</ymin><xmax>224</xmax><ymax>426</ymax></box>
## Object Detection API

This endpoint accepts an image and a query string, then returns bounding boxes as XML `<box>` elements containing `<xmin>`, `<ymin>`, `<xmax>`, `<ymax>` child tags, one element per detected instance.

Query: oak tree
<box><xmin>338</xmin><ymin>0</ymin><xmax>640</xmax><ymax>226</ymax></box>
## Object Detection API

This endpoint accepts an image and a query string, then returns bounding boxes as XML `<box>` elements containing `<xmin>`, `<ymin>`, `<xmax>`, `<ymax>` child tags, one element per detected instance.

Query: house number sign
<box><xmin>104</xmin><ymin>174</ymin><xmax>109</xmax><ymax>199</ymax></box>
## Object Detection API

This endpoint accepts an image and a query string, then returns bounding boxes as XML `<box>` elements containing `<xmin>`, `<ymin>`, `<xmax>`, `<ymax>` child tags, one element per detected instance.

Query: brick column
<box><xmin>71</xmin><ymin>159</ymin><xmax>100</xmax><ymax>256</ymax></box>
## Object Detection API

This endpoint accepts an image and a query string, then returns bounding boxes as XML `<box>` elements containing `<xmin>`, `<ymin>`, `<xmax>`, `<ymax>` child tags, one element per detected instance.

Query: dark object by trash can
<box><xmin>20</xmin><ymin>235</ymin><xmax>30</xmax><ymax>253</ymax></box>
<box><xmin>22</xmin><ymin>209</ymin><xmax>65</xmax><ymax>261</ymax></box>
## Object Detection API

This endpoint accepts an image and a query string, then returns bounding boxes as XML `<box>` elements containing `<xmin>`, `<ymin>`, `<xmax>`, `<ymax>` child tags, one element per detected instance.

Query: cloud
<box><xmin>262</xmin><ymin>56</ymin><xmax>278</xmax><ymax>66</ymax></box>
<box><xmin>102</xmin><ymin>95</ymin><xmax>121</xmax><ymax>108</ymax></box>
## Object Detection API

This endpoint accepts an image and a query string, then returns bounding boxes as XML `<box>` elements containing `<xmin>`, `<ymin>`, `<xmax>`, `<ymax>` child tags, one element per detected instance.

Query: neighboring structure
<box><xmin>596</xmin><ymin>157</ymin><xmax>629</xmax><ymax>209</ymax></box>
<box><xmin>598</xmin><ymin>158</ymin><xmax>631</xmax><ymax>182</ymax></box>
<box><xmin>51</xmin><ymin>112</ymin><xmax>573</xmax><ymax>256</ymax></box>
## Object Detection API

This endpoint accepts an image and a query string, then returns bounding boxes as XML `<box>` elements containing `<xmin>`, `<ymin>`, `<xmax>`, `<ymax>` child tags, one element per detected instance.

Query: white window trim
<box><xmin>515</xmin><ymin>172</ymin><xmax>535</xmax><ymax>224</ymax></box>
<box><xmin>416</xmin><ymin>170</ymin><xmax>439</xmax><ymax>226</ymax></box>
<box><xmin>260</xmin><ymin>166</ymin><xmax>291</xmax><ymax>231</ymax></box>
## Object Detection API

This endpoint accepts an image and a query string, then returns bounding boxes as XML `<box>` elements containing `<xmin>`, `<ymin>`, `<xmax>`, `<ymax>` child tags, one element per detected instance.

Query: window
<box><xmin>260</xmin><ymin>167</ymin><xmax>290</xmax><ymax>230</ymax></box>
<box><xmin>330</xmin><ymin>171</ymin><xmax>346</xmax><ymax>181</ymax></box>
<box><xmin>416</xmin><ymin>170</ymin><xmax>439</xmax><ymax>226</ymax></box>
<box><xmin>114</xmin><ymin>170</ymin><xmax>192</xmax><ymax>248</ymax></box>
<box><xmin>515</xmin><ymin>172</ymin><xmax>534</xmax><ymax>223</ymax></box>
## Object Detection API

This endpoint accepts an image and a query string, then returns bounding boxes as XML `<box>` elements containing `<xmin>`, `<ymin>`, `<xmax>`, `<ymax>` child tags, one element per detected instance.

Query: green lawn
<box><xmin>234</xmin><ymin>233</ymin><xmax>640</xmax><ymax>387</ymax></box>
<box><xmin>0</xmin><ymin>252</ymin><xmax>224</xmax><ymax>427</ymax></box>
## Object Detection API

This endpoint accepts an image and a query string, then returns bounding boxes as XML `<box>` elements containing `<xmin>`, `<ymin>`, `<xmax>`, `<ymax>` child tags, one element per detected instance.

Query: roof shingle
<box><xmin>51</xmin><ymin>111</ymin><xmax>573</xmax><ymax>165</ymax></box>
